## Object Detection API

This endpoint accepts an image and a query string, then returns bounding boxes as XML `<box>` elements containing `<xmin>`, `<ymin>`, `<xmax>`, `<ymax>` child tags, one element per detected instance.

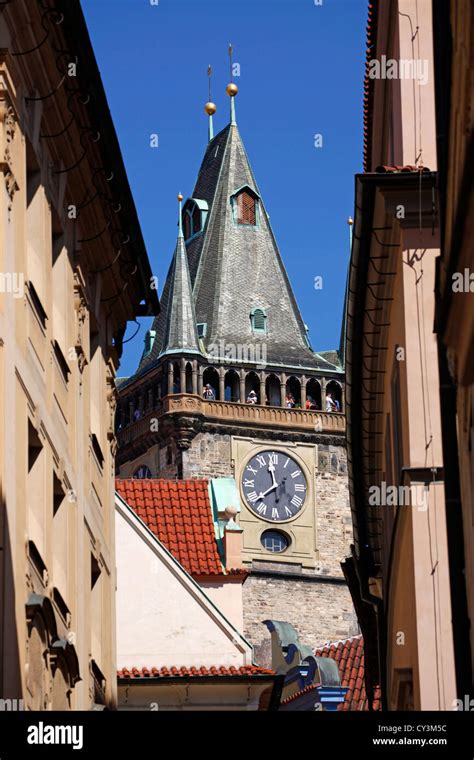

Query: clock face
<box><xmin>241</xmin><ymin>450</ymin><xmax>307</xmax><ymax>522</ymax></box>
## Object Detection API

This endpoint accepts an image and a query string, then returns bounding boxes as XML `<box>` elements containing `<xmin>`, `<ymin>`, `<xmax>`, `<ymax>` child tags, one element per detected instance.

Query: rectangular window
<box><xmin>237</xmin><ymin>191</ymin><xmax>256</xmax><ymax>225</ymax></box>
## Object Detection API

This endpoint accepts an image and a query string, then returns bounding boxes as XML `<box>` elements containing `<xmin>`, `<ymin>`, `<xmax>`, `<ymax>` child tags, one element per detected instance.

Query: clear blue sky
<box><xmin>81</xmin><ymin>0</ymin><xmax>367</xmax><ymax>378</ymax></box>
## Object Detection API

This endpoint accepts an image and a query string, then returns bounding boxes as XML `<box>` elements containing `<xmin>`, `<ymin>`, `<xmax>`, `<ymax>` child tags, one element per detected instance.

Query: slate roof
<box><xmin>115</xmin><ymin>478</ymin><xmax>236</xmax><ymax>577</ymax></box>
<box><xmin>117</xmin><ymin>665</ymin><xmax>273</xmax><ymax>679</ymax></box>
<box><xmin>160</xmin><ymin>232</ymin><xmax>201</xmax><ymax>357</ymax></box>
<box><xmin>138</xmin><ymin>118</ymin><xmax>341</xmax><ymax>374</ymax></box>
<box><xmin>281</xmin><ymin>635</ymin><xmax>381</xmax><ymax>710</ymax></box>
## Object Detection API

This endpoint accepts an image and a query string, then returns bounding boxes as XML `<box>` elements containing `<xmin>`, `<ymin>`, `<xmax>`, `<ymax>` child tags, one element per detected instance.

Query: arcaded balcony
<box><xmin>117</xmin><ymin>393</ymin><xmax>345</xmax><ymax>453</ymax></box>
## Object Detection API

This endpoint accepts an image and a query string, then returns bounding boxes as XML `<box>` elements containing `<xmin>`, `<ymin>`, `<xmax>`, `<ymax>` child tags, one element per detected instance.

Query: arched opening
<box><xmin>285</xmin><ymin>376</ymin><xmax>301</xmax><ymax>408</ymax></box>
<box><xmin>203</xmin><ymin>367</ymin><xmax>219</xmax><ymax>400</ymax></box>
<box><xmin>266</xmin><ymin>373</ymin><xmax>281</xmax><ymax>406</ymax></box>
<box><xmin>306</xmin><ymin>378</ymin><xmax>322</xmax><ymax>410</ymax></box>
<box><xmin>185</xmin><ymin>362</ymin><xmax>193</xmax><ymax>394</ymax></box>
<box><xmin>160</xmin><ymin>371</ymin><xmax>168</xmax><ymax>398</ymax></box>
<box><xmin>192</xmin><ymin>204</ymin><xmax>201</xmax><ymax>235</ymax></box>
<box><xmin>115</xmin><ymin>405</ymin><xmax>122</xmax><ymax>432</ymax></box>
<box><xmin>245</xmin><ymin>371</ymin><xmax>260</xmax><ymax>404</ymax></box>
<box><xmin>326</xmin><ymin>380</ymin><xmax>343</xmax><ymax>412</ymax></box>
<box><xmin>132</xmin><ymin>395</ymin><xmax>141</xmax><ymax>422</ymax></box>
<box><xmin>224</xmin><ymin>369</ymin><xmax>240</xmax><ymax>402</ymax></box>
<box><xmin>172</xmin><ymin>363</ymin><xmax>181</xmax><ymax>394</ymax></box>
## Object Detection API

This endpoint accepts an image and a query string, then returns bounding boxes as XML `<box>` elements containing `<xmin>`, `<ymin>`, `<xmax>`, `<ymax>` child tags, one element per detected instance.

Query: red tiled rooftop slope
<box><xmin>117</xmin><ymin>665</ymin><xmax>273</xmax><ymax>679</ymax></box>
<box><xmin>316</xmin><ymin>635</ymin><xmax>381</xmax><ymax>711</ymax></box>
<box><xmin>116</xmin><ymin>478</ymin><xmax>226</xmax><ymax>577</ymax></box>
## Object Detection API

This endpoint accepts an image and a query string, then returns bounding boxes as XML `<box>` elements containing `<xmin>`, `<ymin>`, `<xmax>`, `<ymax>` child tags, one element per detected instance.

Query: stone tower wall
<box><xmin>177</xmin><ymin>429</ymin><xmax>358</xmax><ymax>662</ymax></box>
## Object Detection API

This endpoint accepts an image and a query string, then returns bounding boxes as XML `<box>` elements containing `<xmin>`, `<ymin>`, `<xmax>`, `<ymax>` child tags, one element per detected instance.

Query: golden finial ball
<box><xmin>347</xmin><ymin>216</ymin><xmax>353</xmax><ymax>225</ymax></box>
<box><xmin>226</xmin><ymin>83</ymin><xmax>238</xmax><ymax>97</ymax></box>
<box><xmin>177</xmin><ymin>193</ymin><xmax>183</xmax><ymax>202</ymax></box>
<box><xmin>204</xmin><ymin>101</ymin><xmax>217</xmax><ymax>115</ymax></box>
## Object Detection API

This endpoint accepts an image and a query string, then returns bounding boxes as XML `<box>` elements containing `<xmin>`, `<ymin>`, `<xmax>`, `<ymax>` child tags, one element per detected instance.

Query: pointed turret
<box><xmin>140</xmin><ymin>195</ymin><xmax>201</xmax><ymax>369</ymax></box>
<box><xmin>139</xmin><ymin>81</ymin><xmax>341</xmax><ymax>374</ymax></box>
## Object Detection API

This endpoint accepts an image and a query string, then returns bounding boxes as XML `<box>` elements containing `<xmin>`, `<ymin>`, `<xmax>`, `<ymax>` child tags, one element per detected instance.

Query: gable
<box><xmin>115</xmin><ymin>494</ymin><xmax>254</xmax><ymax>671</ymax></box>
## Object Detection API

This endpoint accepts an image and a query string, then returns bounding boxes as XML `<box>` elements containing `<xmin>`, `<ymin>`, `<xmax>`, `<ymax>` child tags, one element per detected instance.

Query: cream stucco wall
<box><xmin>115</xmin><ymin>496</ymin><xmax>254</xmax><ymax>671</ymax></box>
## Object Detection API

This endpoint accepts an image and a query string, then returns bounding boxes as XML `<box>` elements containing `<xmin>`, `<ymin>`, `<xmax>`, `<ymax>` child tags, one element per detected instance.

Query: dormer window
<box><xmin>238</xmin><ymin>191</ymin><xmax>256</xmax><ymax>225</ymax></box>
<box><xmin>143</xmin><ymin>329</ymin><xmax>156</xmax><ymax>355</ymax></box>
<box><xmin>250</xmin><ymin>307</ymin><xmax>267</xmax><ymax>334</ymax></box>
<box><xmin>182</xmin><ymin>198</ymin><xmax>209</xmax><ymax>242</ymax></box>
<box><xmin>231</xmin><ymin>186</ymin><xmax>260</xmax><ymax>228</ymax></box>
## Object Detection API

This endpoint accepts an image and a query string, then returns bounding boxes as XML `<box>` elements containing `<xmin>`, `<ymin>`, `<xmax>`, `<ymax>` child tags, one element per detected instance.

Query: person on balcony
<box><xmin>133</xmin><ymin>408</ymin><xmax>141</xmax><ymax>421</ymax></box>
<box><xmin>325</xmin><ymin>392</ymin><xmax>336</xmax><ymax>412</ymax></box>
<box><xmin>306</xmin><ymin>396</ymin><xmax>317</xmax><ymax>410</ymax></box>
<box><xmin>203</xmin><ymin>384</ymin><xmax>216</xmax><ymax>400</ymax></box>
<box><xmin>246</xmin><ymin>390</ymin><xmax>258</xmax><ymax>404</ymax></box>
<box><xmin>285</xmin><ymin>393</ymin><xmax>295</xmax><ymax>408</ymax></box>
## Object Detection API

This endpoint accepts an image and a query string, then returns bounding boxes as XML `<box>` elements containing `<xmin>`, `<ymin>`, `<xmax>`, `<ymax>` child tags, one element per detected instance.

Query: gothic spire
<box><xmin>155</xmin><ymin>194</ymin><xmax>201</xmax><ymax>360</ymax></box>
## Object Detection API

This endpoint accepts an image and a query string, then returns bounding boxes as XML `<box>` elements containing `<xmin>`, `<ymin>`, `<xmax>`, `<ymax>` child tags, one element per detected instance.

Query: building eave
<box><xmin>56</xmin><ymin>0</ymin><xmax>160</xmax><ymax>320</ymax></box>
<box><xmin>346</xmin><ymin>170</ymin><xmax>437</xmax><ymax>567</ymax></box>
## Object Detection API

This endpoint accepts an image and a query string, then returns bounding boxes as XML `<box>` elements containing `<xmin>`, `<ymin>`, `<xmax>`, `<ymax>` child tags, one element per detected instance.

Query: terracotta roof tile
<box><xmin>117</xmin><ymin>664</ymin><xmax>274</xmax><ymax>679</ymax></box>
<box><xmin>116</xmin><ymin>478</ymin><xmax>226</xmax><ymax>576</ymax></box>
<box><xmin>363</xmin><ymin>2</ymin><xmax>379</xmax><ymax>172</ymax></box>
<box><xmin>280</xmin><ymin>635</ymin><xmax>381</xmax><ymax>710</ymax></box>
<box><xmin>315</xmin><ymin>635</ymin><xmax>381</xmax><ymax>711</ymax></box>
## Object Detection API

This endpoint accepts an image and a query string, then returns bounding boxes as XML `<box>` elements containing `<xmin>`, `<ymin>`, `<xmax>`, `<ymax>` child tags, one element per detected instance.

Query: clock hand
<box><xmin>268</xmin><ymin>462</ymin><xmax>278</xmax><ymax>488</ymax></box>
<box><xmin>275</xmin><ymin>477</ymin><xmax>287</xmax><ymax>504</ymax></box>
<box><xmin>257</xmin><ymin>461</ymin><xmax>280</xmax><ymax>500</ymax></box>
<box><xmin>258</xmin><ymin>482</ymin><xmax>279</xmax><ymax>499</ymax></box>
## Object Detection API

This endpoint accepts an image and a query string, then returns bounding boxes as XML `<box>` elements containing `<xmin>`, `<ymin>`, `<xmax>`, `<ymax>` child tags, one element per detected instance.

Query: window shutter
<box><xmin>238</xmin><ymin>191</ymin><xmax>256</xmax><ymax>225</ymax></box>
<box><xmin>252</xmin><ymin>309</ymin><xmax>266</xmax><ymax>331</ymax></box>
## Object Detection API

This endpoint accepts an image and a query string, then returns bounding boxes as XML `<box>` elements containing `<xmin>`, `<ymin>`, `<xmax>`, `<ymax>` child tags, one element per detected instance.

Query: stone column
<box><xmin>219</xmin><ymin>366</ymin><xmax>225</xmax><ymax>401</ymax></box>
<box><xmin>240</xmin><ymin>370</ymin><xmax>246</xmax><ymax>403</ymax></box>
<box><xmin>301</xmin><ymin>375</ymin><xmax>307</xmax><ymax>409</ymax></box>
<box><xmin>341</xmin><ymin>384</ymin><xmax>345</xmax><ymax>413</ymax></box>
<box><xmin>280</xmin><ymin>373</ymin><xmax>287</xmax><ymax>407</ymax></box>
<box><xmin>128</xmin><ymin>400</ymin><xmax>133</xmax><ymax>423</ymax></box>
<box><xmin>197</xmin><ymin>365</ymin><xmax>204</xmax><ymax>397</ymax></box>
<box><xmin>321</xmin><ymin>378</ymin><xmax>327</xmax><ymax>411</ymax></box>
<box><xmin>180</xmin><ymin>357</ymin><xmax>186</xmax><ymax>394</ymax></box>
<box><xmin>168</xmin><ymin>362</ymin><xmax>174</xmax><ymax>395</ymax></box>
<box><xmin>192</xmin><ymin>360</ymin><xmax>198</xmax><ymax>395</ymax></box>
<box><xmin>260</xmin><ymin>372</ymin><xmax>266</xmax><ymax>406</ymax></box>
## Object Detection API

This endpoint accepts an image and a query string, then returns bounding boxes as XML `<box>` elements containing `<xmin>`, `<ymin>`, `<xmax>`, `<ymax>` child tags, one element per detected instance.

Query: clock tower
<box><xmin>116</xmin><ymin>81</ymin><xmax>357</xmax><ymax>661</ymax></box>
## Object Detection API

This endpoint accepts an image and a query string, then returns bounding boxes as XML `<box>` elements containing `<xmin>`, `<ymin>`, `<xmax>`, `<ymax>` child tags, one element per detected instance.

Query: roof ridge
<box><xmin>315</xmin><ymin>633</ymin><xmax>363</xmax><ymax>651</ymax></box>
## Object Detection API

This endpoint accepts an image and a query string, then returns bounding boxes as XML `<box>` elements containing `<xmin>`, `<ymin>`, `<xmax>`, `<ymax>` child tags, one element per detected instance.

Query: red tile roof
<box><xmin>117</xmin><ymin>665</ymin><xmax>274</xmax><ymax>679</ymax></box>
<box><xmin>116</xmin><ymin>478</ymin><xmax>231</xmax><ymax>577</ymax></box>
<box><xmin>375</xmin><ymin>165</ymin><xmax>431</xmax><ymax>173</ymax></box>
<box><xmin>281</xmin><ymin>635</ymin><xmax>381</xmax><ymax>710</ymax></box>
<box><xmin>316</xmin><ymin>635</ymin><xmax>381</xmax><ymax>711</ymax></box>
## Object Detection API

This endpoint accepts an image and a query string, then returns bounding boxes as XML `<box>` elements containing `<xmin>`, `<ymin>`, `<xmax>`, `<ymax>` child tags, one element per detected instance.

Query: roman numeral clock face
<box><xmin>242</xmin><ymin>450</ymin><xmax>307</xmax><ymax>522</ymax></box>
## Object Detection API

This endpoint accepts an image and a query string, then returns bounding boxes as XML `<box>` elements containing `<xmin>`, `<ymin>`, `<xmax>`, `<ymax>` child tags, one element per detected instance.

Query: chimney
<box><xmin>223</xmin><ymin>506</ymin><xmax>244</xmax><ymax>570</ymax></box>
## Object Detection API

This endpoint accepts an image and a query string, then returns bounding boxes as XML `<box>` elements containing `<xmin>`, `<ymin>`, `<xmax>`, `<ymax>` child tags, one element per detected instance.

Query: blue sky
<box><xmin>81</xmin><ymin>0</ymin><xmax>367</xmax><ymax>378</ymax></box>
